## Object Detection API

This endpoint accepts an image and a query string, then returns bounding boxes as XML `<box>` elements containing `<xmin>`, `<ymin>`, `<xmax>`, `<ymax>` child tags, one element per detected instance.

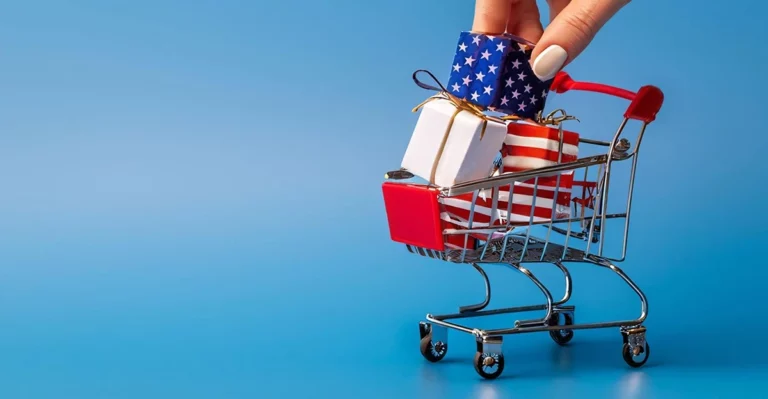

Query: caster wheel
<box><xmin>622</xmin><ymin>341</ymin><xmax>650</xmax><ymax>368</ymax></box>
<box><xmin>420</xmin><ymin>335</ymin><xmax>448</xmax><ymax>362</ymax></box>
<box><xmin>473</xmin><ymin>351</ymin><xmax>505</xmax><ymax>380</ymax></box>
<box><xmin>549</xmin><ymin>312</ymin><xmax>574</xmax><ymax>345</ymax></box>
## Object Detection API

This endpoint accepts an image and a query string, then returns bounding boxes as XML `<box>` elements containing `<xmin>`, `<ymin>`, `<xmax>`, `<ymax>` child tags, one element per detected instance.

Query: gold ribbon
<box><xmin>501</xmin><ymin>108</ymin><xmax>579</xmax><ymax>126</ymax></box>
<box><xmin>409</xmin><ymin>70</ymin><xmax>579</xmax><ymax>185</ymax></box>
<box><xmin>411</xmin><ymin>70</ymin><xmax>504</xmax><ymax>185</ymax></box>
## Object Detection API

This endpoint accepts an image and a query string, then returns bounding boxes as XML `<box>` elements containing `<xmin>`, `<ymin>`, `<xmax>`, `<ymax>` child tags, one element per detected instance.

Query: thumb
<box><xmin>530</xmin><ymin>0</ymin><xmax>630</xmax><ymax>81</ymax></box>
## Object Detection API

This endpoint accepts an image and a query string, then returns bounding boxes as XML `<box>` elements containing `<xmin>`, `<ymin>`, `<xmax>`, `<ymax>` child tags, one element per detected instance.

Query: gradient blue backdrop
<box><xmin>1</xmin><ymin>0</ymin><xmax>767</xmax><ymax>397</ymax></box>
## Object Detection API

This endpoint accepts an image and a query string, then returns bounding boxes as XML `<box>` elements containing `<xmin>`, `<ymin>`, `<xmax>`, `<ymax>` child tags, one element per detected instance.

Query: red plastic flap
<box><xmin>381</xmin><ymin>182</ymin><xmax>445</xmax><ymax>251</ymax></box>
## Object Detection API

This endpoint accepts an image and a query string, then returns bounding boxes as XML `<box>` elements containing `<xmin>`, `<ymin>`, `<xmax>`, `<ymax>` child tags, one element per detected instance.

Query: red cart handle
<box><xmin>550</xmin><ymin>71</ymin><xmax>664</xmax><ymax>124</ymax></box>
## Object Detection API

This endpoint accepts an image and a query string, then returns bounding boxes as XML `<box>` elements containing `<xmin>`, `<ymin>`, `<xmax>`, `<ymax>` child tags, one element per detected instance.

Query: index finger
<box><xmin>471</xmin><ymin>0</ymin><xmax>511</xmax><ymax>34</ymax></box>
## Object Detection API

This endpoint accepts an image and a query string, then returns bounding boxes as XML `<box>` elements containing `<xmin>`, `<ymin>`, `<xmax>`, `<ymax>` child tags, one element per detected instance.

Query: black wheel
<box><xmin>420</xmin><ymin>335</ymin><xmax>448</xmax><ymax>362</ymax></box>
<box><xmin>622</xmin><ymin>341</ymin><xmax>650</xmax><ymax>368</ymax></box>
<box><xmin>473</xmin><ymin>351</ymin><xmax>505</xmax><ymax>380</ymax></box>
<box><xmin>549</xmin><ymin>312</ymin><xmax>574</xmax><ymax>345</ymax></box>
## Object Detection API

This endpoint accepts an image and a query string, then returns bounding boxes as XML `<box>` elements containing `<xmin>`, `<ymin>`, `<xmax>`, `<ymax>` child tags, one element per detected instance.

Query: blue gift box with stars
<box><xmin>446</xmin><ymin>31</ymin><xmax>553</xmax><ymax>119</ymax></box>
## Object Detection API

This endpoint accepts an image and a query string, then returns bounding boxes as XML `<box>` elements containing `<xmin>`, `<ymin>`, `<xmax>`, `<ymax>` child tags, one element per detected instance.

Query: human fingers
<box><xmin>546</xmin><ymin>0</ymin><xmax>572</xmax><ymax>22</ymax></box>
<box><xmin>471</xmin><ymin>0</ymin><xmax>511</xmax><ymax>34</ymax></box>
<box><xmin>506</xmin><ymin>0</ymin><xmax>544</xmax><ymax>43</ymax></box>
<box><xmin>530</xmin><ymin>0</ymin><xmax>630</xmax><ymax>81</ymax></box>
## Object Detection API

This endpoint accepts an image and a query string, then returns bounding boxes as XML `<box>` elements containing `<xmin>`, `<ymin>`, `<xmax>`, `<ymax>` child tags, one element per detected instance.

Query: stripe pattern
<box><xmin>439</xmin><ymin>122</ymin><xmax>580</xmax><ymax>247</ymax></box>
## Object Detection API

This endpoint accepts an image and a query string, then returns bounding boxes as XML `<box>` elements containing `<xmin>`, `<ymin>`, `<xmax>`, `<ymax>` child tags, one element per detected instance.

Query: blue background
<box><xmin>1</xmin><ymin>0</ymin><xmax>767</xmax><ymax>397</ymax></box>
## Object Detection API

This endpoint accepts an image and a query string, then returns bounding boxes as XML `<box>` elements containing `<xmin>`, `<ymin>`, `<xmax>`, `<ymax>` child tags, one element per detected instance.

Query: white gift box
<box><xmin>401</xmin><ymin>97</ymin><xmax>507</xmax><ymax>188</ymax></box>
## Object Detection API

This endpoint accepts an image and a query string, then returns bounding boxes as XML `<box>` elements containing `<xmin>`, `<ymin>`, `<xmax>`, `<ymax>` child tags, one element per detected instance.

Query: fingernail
<box><xmin>532</xmin><ymin>45</ymin><xmax>568</xmax><ymax>81</ymax></box>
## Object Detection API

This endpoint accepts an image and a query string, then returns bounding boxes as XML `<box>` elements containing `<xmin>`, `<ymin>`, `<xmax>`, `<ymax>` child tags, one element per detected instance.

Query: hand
<box><xmin>472</xmin><ymin>0</ymin><xmax>630</xmax><ymax>81</ymax></box>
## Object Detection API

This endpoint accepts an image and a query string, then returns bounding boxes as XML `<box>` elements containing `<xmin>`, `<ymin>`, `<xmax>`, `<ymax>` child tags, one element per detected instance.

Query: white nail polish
<box><xmin>532</xmin><ymin>45</ymin><xmax>568</xmax><ymax>81</ymax></box>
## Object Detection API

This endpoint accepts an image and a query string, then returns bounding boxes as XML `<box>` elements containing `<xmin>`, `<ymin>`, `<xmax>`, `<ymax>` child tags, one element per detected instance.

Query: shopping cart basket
<box><xmin>382</xmin><ymin>71</ymin><xmax>664</xmax><ymax>379</ymax></box>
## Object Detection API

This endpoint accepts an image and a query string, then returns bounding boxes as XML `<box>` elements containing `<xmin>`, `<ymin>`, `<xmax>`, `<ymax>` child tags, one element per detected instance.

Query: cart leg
<box><xmin>458</xmin><ymin>263</ymin><xmax>491</xmax><ymax>313</ymax></box>
<box><xmin>506</xmin><ymin>263</ymin><xmax>554</xmax><ymax>328</ymax></box>
<box><xmin>473</xmin><ymin>335</ymin><xmax>505</xmax><ymax>379</ymax></box>
<box><xmin>552</xmin><ymin>261</ymin><xmax>572</xmax><ymax>306</ymax></box>
<box><xmin>588</xmin><ymin>256</ymin><xmax>651</xmax><ymax>367</ymax></box>
<box><xmin>418</xmin><ymin>321</ymin><xmax>449</xmax><ymax>362</ymax></box>
<box><xmin>589</xmin><ymin>257</ymin><xmax>648</xmax><ymax>325</ymax></box>
<box><xmin>548</xmin><ymin>306</ymin><xmax>576</xmax><ymax>345</ymax></box>
<box><xmin>620</xmin><ymin>325</ymin><xmax>649</xmax><ymax>367</ymax></box>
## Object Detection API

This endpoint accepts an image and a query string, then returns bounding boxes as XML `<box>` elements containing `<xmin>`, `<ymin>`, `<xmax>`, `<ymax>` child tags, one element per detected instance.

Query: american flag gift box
<box><xmin>439</xmin><ymin>120</ymin><xmax>580</xmax><ymax>233</ymax></box>
<box><xmin>500</xmin><ymin>120</ymin><xmax>580</xmax><ymax>223</ymax></box>
<box><xmin>447</xmin><ymin>31</ymin><xmax>553</xmax><ymax>119</ymax></box>
<box><xmin>502</xmin><ymin>120</ymin><xmax>580</xmax><ymax>172</ymax></box>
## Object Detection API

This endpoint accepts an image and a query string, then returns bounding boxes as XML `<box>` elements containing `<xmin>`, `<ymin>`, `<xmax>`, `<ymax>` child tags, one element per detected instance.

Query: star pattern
<box><xmin>447</xmin><ymin>31</ymin><xmax>553</xmax><ymax>118</ymax></box>
<box><xmin>494</xmin><ymin>33</ymin><xmax>554</xmax><ymax>118</ymax></box>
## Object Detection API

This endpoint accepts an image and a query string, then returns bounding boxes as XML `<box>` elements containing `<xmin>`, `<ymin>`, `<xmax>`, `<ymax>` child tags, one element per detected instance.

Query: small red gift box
<box><xmin>502</xmin><ymin>121</ymin><xmax>580</xmax><ymax>222</ymax></box>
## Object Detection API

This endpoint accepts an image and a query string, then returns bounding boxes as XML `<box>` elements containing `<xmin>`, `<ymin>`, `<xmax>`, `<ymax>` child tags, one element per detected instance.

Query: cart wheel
<box><xmin>420</xmin><ymin>335</ymin><xmax>448</xmax><ymax>362</ymax></box>
<box><xmin>622</xmin><ymin>341</ymin><xmax>650</xmax><ymax>368</ymax></box>
<box><xmin>549</xmin><ymin>312</ymin><xmax>574</xmax><ymax>345</ymax></box>
<box><xmin>473</xmin><ymin>351</ymin><xmax>505</xmax><ymax>380</ymax></box>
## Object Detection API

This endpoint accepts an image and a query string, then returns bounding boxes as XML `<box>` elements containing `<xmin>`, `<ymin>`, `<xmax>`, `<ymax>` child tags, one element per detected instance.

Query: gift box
<box><xmin>440</xmin><ymin>121</ymin><xmax>580</xmax><ymax>228</ymax></box>
<box><xmin>447</xmin><ymin>31</ymin><xmax>552</xmax><ymax>119</ymax></box>
<box><xmin>400</xmin><ymin>96</ymin><xmax>507</xmax><ymax>188</ymax></box>
<box><xmin>439</xmin><ymin>172</ymin><xmax>575</xmax><ymax>230</ymax></box>
<box><xmin>502</xmin><ymin>121</ymin><xmax>580</xmax><ymax>172</ymax></box>
<box><xmin>501</xmin><ymin>121</ymin><xmax>580</xmax><ymax>221</ymax></box>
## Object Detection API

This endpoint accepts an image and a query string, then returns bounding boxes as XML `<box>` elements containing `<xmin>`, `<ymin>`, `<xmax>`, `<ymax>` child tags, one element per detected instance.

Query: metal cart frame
<box><xmin>387</xmin><ymin>72</ymin><xmax>664</xmax><ymax>379</ymax></box>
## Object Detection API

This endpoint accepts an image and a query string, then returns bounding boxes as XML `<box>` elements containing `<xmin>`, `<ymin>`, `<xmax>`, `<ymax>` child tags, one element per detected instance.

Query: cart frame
<box><xmin>387</xmin><ymin>71</ymin><xmax>664</xmax><ymax>379</ymax></box>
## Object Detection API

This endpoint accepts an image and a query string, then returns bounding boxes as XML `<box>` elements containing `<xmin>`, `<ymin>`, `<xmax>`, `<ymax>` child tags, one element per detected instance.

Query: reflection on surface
<box><xmin>473</xmin><ymin>381</ymin><xmax>508</xmax><ymax>399</ymax></box>
<box><xmin>552</xmin><ymin>344</ymin><xmax>573</xmax><ymax>370</ymax></box>
<box><xmin>615</xmin><ymin>371</ymin><xmax>648</xmax><ymax>399</ymax></box>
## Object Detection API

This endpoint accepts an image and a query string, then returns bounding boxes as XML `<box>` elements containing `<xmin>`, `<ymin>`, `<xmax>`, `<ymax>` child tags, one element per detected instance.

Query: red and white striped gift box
<box><xmin>502</xmin><ymin>121</ymin><xmax>580</xmax><ymax>172</ymax></box>
<box><xmin>501</xmin><ymin>121</ymin><xmax>580</xmax><ymax>222</ymax></box>
<box><xmin>439</xmin><ymin>121</ymin><xmax>580</xmax><ymax>244</ymax></box>
<box><xmin>439</xmin><ymin>188</ymin><xmax>501</xmax><ymax>249</ymax></box>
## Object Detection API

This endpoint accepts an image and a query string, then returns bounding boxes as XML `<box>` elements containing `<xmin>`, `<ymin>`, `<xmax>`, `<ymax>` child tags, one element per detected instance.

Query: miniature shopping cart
<box><xmin>382</xmin><ymin>72</ymin><xmax>664</xmax><ymax>380</ymax></box>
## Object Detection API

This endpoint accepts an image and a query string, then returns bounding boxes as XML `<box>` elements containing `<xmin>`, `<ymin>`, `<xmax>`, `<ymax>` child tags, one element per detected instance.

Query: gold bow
<box><xmin>502</xmin><ymin>108</ymin><xmax>579</xmax><ymax>126</ymax></box>
<box><xmin>409</xmin><ymin>69</ymin><xmax>578</xmax><ymax>185</ymax></box>
<box><xmin>412</xmin><ymin>92</ymin><xmax>504</xmax><ymax>185</ymax></box>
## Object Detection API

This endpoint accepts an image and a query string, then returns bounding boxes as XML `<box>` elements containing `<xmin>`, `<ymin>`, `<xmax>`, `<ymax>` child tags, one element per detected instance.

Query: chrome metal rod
<box><xmin>598</xmin><ymin>118</ymin><xmax>630</xmax><ymax>255</ymax></box>
<box><xmin>487</xmin><ymin>257</ymin><xmax>647</xmax><ymax>336</ymax></box>
<box><xmin>579</xmin><ymin>137</ymin><xmax>612</xmax><ymax>146</ymax></box>
<box><xmin>430</xmin><ymin>314</ymin><xmax>641</xmax><ymax>337</ymax></box>
<box><xmin>484</xmin><ymin>320</ymin><xmax>638</xmax><ymax>335</ymax></box>
<box><xmin>445</xmin><ymin>155</ymin><xmax>610</xmax><ymax>196</ymax></box>
<box><xmin>458</xmin><ymin>263</ymin><xmax>492</xmax><ymax>313</ymax></box>
<box><xmin>585</xmin><ymin>163</ymin><xmax>606</xmax><ymax>254</ymax></box>
<box><xmin>434</xmin><ymin>303</ymin><xmax>552</xmax><ymax>321</ymax></box>
<box><xmin>507</xmin><ymin>263</ymin><xmax>553</xmax><ymax>327</ymax></box>
<box><xmin>540</xmin><ymin>123</ymin><xmax>567</xmax><ymax>260</ymax></box>
<box><xmin>435</xmin><ymin>258</ymin><xmax>647</xmax><ymax>337</ymax></box>
<box><xmin>519</xmin><ymin>177</ymin><xmax>539</xmax><ymax>263</ymax></box>
<box><xmin>587</xmin><ymin>257</ymin><xmax>648</xmax><ymax>325</ymax></box>
<box><xmin>425</xmin><ymin>315</ymin><xmax>478</xmax><ymax>335</ymax></box>
<box><xmin>619</xmin><ymin>122</ymin><xmax>648</xmax><ymax>262</ymax></box>
<box><xmin>434</xmin><ymin>262</ymin><xmax>572</xmax><ymax>321</ymax></box>
<box><xmin>553</xmin><ymin>261</ymin><xmax>573</xmax><ymax>305</ymax></box>
<box><xmin>442</xmin><ymin>213</ymin><xmax>628</xmax><ymax>236</ymax></box>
